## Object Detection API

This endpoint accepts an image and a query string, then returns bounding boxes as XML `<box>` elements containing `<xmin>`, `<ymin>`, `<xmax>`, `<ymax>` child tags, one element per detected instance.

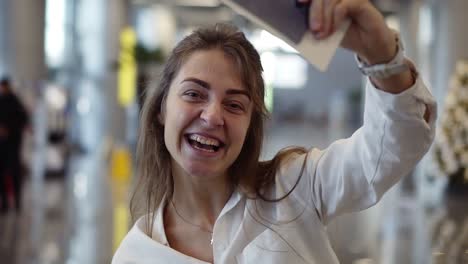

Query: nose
<box><xmin>200</xmin><ymin>102</ymin><xmax>224</xmax><ymax>127</ymax></box>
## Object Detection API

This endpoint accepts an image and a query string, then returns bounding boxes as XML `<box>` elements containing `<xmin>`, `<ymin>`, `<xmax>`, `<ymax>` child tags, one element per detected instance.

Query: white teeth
<box><xmin>189</xmin><ymin>134</ymin><xmax>220</xmax><ymax>147</ymax></box>
<box><xmin>193</xmin><ymin>144</ymin><xmax>215</xmax><ymax>152</ymax></box>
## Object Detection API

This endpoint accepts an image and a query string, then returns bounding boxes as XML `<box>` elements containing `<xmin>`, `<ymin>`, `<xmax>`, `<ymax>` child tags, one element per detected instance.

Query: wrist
<box><xmin>358</xmin><ymin>30</ymin><xmax>397</xmax><ymax>65</ymax></box>
<box><xmin>356</xmin><ymin>32</ymin><xmax>411</xmax><ymax>80</ymax></box>
<box><xmin>370</xmin><ymin>61</ymin><xmax>417</xmax><ymax>94</ymax></box>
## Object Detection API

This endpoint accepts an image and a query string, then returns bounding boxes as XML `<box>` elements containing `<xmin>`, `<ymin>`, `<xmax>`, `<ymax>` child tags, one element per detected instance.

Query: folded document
<box><xmin>220</xmin><ymin>0</ymin><xmax>350</xmax><ymax>72</ymax></box>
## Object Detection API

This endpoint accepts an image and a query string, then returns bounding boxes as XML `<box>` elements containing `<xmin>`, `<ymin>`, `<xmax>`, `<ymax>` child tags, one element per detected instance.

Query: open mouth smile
<box><xmin>185</xmin><ymin>133</ymin><xmax>226</xmax><ymax>153</ymax></box>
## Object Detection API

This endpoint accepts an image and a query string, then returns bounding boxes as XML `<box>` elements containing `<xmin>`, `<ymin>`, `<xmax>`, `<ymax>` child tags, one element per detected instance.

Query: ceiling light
<box><xmin>176</xmin><ymin>0</ymin><xmax>220</xmax><ymax>7</ymax></box>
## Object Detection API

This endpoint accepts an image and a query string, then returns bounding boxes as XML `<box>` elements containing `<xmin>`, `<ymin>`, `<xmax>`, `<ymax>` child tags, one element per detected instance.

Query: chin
<box><xmin>185</xmin><ymin>162</ymin><xmax>230</xmax><ymax>180</ymax></box>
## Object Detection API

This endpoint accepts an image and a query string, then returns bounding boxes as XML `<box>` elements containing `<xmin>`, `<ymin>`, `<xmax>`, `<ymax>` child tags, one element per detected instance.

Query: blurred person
<box><xmin>0</xmin><ymin>77</ymin><xmax>29</xmax><ymax>213</ymax></box>
<box><xmin>0</xmin><ymin>109</ymin><xmax>6</xmax><ymax>213</ymax></box>
<box><xmin>113</xmin><ymin>0</ymin><xmax>437</xmax><ymax>263</ymax></box>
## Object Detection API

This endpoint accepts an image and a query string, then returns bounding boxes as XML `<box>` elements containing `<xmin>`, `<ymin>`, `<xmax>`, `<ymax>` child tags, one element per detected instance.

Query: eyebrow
<box><xmin>182</xmin><ymin>77</ymin><xmax>251</xmax><ymax>100</ymax></box>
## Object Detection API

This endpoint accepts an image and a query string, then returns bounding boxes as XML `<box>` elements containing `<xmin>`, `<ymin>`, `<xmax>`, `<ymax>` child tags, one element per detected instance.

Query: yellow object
<box><xmin>118</xmin><ymin>27</ymin><xmax>137</xmax><ymax>107</ymax></box>
<box><xmin>113</xmin><ymin>203</ymin><xmax>129</xmax><ymax>252</ymax></box>
<box><xmin>110</xmin><ymin>146</ymin><xmax>132</xmax><ymax>182</ymax></box>
<box><xmin>110</xmin><ymin>146</ymin><xmax>133</xmax><ymax>252</ymax></box>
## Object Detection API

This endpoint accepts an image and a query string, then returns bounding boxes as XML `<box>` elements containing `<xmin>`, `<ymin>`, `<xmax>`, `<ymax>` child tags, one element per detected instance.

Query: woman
<box><xmin>113</xmin><ymin>0</ymin><xmax>436</xmax><ymax>263</ymax></box>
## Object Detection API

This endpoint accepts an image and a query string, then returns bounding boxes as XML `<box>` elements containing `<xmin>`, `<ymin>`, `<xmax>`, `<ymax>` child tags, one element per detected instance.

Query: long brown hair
<box><xmin>131</xmin><ymin>23</ymin><xmax>307</xmax><ymax>234</ymax></box>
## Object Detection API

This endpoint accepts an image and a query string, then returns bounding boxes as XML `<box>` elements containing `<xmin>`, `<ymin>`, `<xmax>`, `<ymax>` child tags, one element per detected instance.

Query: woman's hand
<box><xmin>298</xmin><ymin>0</ymin><xmax>396</xmax><ymax>65</ymax></box>
<box><xmin>298</xmin><ymin>0</ymin><xmax>417</xmax><ymax>94</ymax></box>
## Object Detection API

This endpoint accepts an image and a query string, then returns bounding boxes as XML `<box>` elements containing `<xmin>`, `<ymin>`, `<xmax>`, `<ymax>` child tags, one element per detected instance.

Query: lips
<box><xmin>185</xmin><ymin>133</ymin><xmax>226</xmax><ymax>153</ymax></box>
<box><xmin>189</xmin><ymin>134</ymin><xmax>221</xmax><ymax>147</ymax></box>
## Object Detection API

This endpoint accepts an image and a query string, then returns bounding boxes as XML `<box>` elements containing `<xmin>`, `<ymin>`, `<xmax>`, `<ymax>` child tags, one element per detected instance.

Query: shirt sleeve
<box><xmin>305</xmin><ymin>73</ymin><xmax>437</xmax><ymax>224</ymax></box>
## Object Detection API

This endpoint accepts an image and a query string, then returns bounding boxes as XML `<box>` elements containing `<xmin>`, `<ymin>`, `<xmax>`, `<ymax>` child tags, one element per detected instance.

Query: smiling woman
<box><xmin>163</xmin><ymin>49</ymin><xmax>253</xmax><ymax>181</ymax></box>
<box><xmin>112</xmin><ymin>1</ymin><xmax>437</xmax><ymax>263</ymax></box>
<box><xmin>125</xmin><ymin>25</ymin><xmax>275</xmax><ymax>262</ymax></box>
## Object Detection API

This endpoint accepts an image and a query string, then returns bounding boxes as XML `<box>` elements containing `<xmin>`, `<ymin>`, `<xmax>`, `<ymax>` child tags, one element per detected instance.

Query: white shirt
<box><xmin>112</xmin><ymin>76</ymin><xmax>437</xmax><ymax>264</ymax></box>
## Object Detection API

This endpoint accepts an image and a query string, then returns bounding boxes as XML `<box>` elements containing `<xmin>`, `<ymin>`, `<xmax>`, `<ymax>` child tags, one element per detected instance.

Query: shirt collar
<box><xmin>151</xmin><ymin>197</ymin><xmax>169</xmax><ymax>246</ymax></box>
<box><xmin>217</xmin><ymin>188</ymin><xmax>242</xmax><ymax>219</ymax></box>
<box><xmin>151</xmin><ymin>188</ymin><xmax>243</xmax><ymax>245</ymax></box>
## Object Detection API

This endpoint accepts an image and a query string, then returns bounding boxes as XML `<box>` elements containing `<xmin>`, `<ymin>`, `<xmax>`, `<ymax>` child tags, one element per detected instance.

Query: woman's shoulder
<box><xmin>114</xmin><ymin>216</ymin><xmax>154</xmax><ymax>249</ymax></box>
<box><xmin>257</xmin><ymin>147</ymin><xmax>323</xmax><ymax>200</ymax></box>
<box><xmin>273</xmin><ymin>146</ymin><xmax>322</xmax><ymax>177</ymax></box>
<box><xmin>112</xmin><ymin>215</ymin><xmax>167</xmax><ymax>263</ymax></box>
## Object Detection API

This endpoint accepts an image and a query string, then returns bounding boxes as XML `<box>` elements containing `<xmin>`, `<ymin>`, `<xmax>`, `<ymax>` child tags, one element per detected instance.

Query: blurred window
<box><xmin>250</xmin><ymin>30</ymin><xmax>307</xmax><ymax>89</ymax></box>
<box><xmin>45</xmin><ymin>0</ymin><xmax>67</xmax><ymax>68</ymax></box>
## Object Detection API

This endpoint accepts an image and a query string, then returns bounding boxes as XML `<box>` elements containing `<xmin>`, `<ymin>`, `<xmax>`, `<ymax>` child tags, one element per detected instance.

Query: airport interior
<box><xmin>1</xmin><ymin>0</ymin><xmax>468</xmax><ymax>263</ymax></box>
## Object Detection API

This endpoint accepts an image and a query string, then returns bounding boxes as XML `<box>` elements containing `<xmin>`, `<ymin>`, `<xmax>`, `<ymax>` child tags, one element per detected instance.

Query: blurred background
<box><xmin>0</xmin><ymin>0</ymin><xmax>468</xmax><ymax>263</ymax></box>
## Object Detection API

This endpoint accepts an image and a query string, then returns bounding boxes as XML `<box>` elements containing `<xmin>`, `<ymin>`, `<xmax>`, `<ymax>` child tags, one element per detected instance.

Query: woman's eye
<box><xmin>183</xmin><ymin>91</ymin><xmax>202</xmax><ymax>100</ymax></box>
<box><xmin>227</xmin><ymin>102</ymin><xmax>244</xmax><ymax>112</ymax></box>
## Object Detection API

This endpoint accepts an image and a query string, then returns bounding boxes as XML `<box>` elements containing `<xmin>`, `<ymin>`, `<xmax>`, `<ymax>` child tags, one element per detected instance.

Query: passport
<box><xmin>220</xmin><ymin>0</ymin><xmax>350</xmax><ymax>71</ymax></box>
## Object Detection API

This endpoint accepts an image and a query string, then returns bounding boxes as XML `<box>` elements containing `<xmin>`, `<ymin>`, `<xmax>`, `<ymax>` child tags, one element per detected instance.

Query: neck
<box><xmin>170</xmin><ymin>163</ymin><xmax>232</xmax><ymax>226</ymax></box>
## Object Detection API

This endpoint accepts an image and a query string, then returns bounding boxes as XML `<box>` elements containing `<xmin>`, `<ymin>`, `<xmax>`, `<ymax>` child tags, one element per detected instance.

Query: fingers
<box><xmin>333</xmin><ymin>2</ymin><xmax>347</xmax><ymax>33</ymax></box>
<box><xmin>308</xmin><ymin>0</ymin><xmax>342</xmax><ymax>39</ymax></box>
<box><xmin>322</xmin><ymin>0</ymin><xmax>340</xmax><ymax>37</ymax></box>
<box><xmin>309</xmin><ymin>0</ymin><xmax>324</xmax><ymax>33</ymax></box>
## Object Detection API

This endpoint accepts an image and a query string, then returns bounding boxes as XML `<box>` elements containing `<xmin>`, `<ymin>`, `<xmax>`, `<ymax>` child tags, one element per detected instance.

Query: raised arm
<box><xmin>301</xmin><ymin>0</ymin><xmax>415</xmax><ymax>91</ymax></box>
<box><xmin>278</xmin><ymin>0</ymin><xmax>437</xmax><ymax>224</ymax></box>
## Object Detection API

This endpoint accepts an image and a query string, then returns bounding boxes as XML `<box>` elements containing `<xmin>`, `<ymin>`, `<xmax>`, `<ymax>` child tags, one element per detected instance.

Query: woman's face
<box><xmin>161</xmin><ymin>49</ymin><xmax>252</xmax><ymax>180</ymax></box>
